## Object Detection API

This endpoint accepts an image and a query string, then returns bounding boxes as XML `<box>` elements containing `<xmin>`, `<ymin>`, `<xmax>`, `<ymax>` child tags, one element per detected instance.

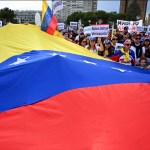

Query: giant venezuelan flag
<box><xmin>0</xmin><ymin>24</ymin><xmax>150</xmax><ymax>150</ymax></box>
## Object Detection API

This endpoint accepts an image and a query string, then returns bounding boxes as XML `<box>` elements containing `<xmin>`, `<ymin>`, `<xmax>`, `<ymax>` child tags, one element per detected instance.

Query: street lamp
<box><xmin>88</xmin><ymin>20</ymin><xmax>91</xmax><ymax>25</ymax></box>
<box><xmin>99</xmin><ymin>19</ymin><xmax>102</xmax><ymax>24</ymax></box>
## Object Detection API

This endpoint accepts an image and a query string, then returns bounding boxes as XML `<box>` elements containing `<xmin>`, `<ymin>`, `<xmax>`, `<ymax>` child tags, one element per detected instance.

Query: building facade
<box><xmin>56</xmin><ymin>0</ymin><xmax>97</xmax><ymax>22</ymax></box>
<box><xmin>14</xmin><ymin>10</ymin><xmax>42</xmax><ymax>24</ymax></box>
<box><xmin>120</xmin><ymin>0</ymin><xmax>148</xmax><ymax>21</ymax></box>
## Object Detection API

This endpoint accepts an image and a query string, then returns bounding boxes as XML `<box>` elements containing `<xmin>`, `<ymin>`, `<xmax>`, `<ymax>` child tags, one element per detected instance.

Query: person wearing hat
<box><xmin>131</xmin><ymin>33</ymin><xmax>145</xmax><ymax>64</ymax></box>
<box><xmin>99</xmin><ymin>39</ymin><xmax>114</xmax><ymax>58</ymax></box>
<box><xmin>124</xmin><ymin>26</ymin><xmax>129</xmax><ymax>33</ymax></box>
<box><xmin>85</xmin><ymin>37</ymin><xmax>103</xmax><ymax>54</ymax></box>
<box><xmin>114</xmin><ymin>39</ymin><xmax>135</xmax><ymax>66</ymax></box>
<box><xmin>144</xmin><ymin>38</ymin><xmax>150</xmax><ymax>63</ymax></box>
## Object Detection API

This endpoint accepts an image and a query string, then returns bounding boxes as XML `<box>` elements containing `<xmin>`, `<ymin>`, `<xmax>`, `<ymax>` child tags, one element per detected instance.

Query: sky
<box><xmin>0</xmin><ymin>0</ymin><xmax>149</xmax><ymax>17</ymax></box>
<box><xmin>0</xmin><ymin>0</ymin><xmax>120</xmax><ymax>12</ymax></box>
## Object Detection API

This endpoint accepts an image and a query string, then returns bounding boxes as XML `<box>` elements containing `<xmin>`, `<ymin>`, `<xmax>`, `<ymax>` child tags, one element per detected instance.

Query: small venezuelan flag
<box><xmin>41</xmin><ymin>0</ymin><xmax>57</xmax><ymax>35</ymax></box>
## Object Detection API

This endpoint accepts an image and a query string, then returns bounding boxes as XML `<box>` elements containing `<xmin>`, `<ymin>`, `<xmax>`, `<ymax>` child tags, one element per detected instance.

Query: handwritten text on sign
<box><xmin>90</xmin><ymin>25</ymin><xmax>109</xmax><ymax>37</ymax></box>
<box><xmin>117</xmin><ymin>20</ymin><xmax>143</xmax><ymax>32</ymax></box>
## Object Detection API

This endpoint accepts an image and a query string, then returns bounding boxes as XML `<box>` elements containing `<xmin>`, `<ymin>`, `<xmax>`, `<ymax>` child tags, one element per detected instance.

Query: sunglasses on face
<box><xmin>112</xmin><ymin>38</ymin><xmax>118</xmax><ymax>40</ymax></box>
<box><xmin>125</xmin><ymin>44</ymin><xmax>131</xmax><ymax>46</ymax></box>
<box><xmin>135</xmin><ymin>38</ymin><xmax>141</xmax><ymax>40</ymax></box>
<box><xmin>82</xmin><ymin>41</ymin><xmax>86</xmax><ymax>43</ymax></box>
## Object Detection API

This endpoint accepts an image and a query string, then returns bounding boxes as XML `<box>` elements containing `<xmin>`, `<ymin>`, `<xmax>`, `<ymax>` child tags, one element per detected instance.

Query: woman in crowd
<box><xmin>111</xmin><ymin>36</ymin><xmax>118</xmax><ymax>52</ymax></box>
<box><xmin>78</xmin><ymin>37</ymin><xmax>87</xmax><ymax>47</ymax></box>
<box><xmin>115</xmin><ymin>39</ymin><xmax>135</xmax><ymax>66</ymax></box>
<box><xmin>99</xmin><ymin>39</ymin><xmax>114</xmax><ymax>58</ymax></box>
<box><xmin>85</xmin><ymin>37</ymin><xmax>103</xmax><ymax>55</ymax></box>
<box><xmin>144</xmin><ymin>38</ymin><xmax>150</xmax><ymax>63</ymax></box>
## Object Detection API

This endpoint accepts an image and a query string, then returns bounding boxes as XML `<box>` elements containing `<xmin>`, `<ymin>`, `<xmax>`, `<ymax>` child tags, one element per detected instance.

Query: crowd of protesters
<box><xmin>61</xmin><ymin>26</ymin><xmax>150</xmax><ymax>70</ymax></box>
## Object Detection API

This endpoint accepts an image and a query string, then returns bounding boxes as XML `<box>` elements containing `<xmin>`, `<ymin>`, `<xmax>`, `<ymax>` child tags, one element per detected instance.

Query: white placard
<box><xmin>90</xmin><ymin>24</ymin><xmax>109</xmax><ymax>37</ymax></box>
<box><xmin>70</xmin><ymin>22</ymin><xmax>78</xmax><ymax>30</ymax></box>
<box><xmin>58</xmin><ymin>23</ymin><xmax>65</xmax><ymax>30</ymax></box>
<box><xmin>0</xmin><ymin>21</ymin><xmax>2</xmax><ymax>27</ymax></box>
<box><xmin>115</xmin><ymin>43</ymin><xmax>124</xmax><ymax>52</ymax></box>
<box><xmin>84</xmin><ymin>26</ymin><xmax>92</xmax><ymax>34</ymax></box>
<box><xmin>117</xmin><ymin>20</ymin><xmax>143</xmax><ymax>32</ymax></box>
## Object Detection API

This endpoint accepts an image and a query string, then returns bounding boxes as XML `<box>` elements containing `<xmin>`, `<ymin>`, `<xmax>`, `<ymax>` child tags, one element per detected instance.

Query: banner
<box><xmin>117</xmin><ymin>20</ymin><xmax>143</xmax><ymax>32</ymax></box>
<box><xmin>0</xmin><ymin>21</ymin><xmax>2</xmax><ymax>27</ymax></box>
<box><xmin>90</xmin><ymin>24</ymin><xmax>109</xmax><ymax>37</ymax></box>
<box><xmin>52</xmin><ymin>0</ymin><xmax>63</xmax><ymax>15</ymax></box>
<box><xmin>58</xmin><ymin>23</ymin><xmax>65</xmax><ymax>30</ymax></box>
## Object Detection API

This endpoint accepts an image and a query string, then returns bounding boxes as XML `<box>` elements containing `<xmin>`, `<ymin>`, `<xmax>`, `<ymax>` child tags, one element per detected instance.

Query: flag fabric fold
<box><xmin>1</xmin><ymin>23</ymin><xmax>150</xmax><ymax>150</ymax></box>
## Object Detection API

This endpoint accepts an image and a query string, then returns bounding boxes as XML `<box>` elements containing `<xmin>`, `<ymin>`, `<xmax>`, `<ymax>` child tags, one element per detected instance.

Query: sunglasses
<box><xmin>112</xmin><ymin>38</ymin><xmax>118</xmax><ymax>40</ymax></box>
<box><xmin>125</xmin><ymin>44</ymin><xmax>131</xmax><ymax>46</ymax></box>
<box><xmin>135</xmin><ymin>38</ymin><xmax>141</xmax><ymax>40</ymax></box>
<box><xmin>82</xmin><ymin>41</ymin><xmax>86</xmax><ymax>43</ymax></box>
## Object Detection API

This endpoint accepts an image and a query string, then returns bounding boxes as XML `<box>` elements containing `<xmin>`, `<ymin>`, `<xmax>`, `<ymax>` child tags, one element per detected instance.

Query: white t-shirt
<box><xmin>85</xmin><ymin>45</ymin><xmax>100</xmax><ymax>54</ymax></box>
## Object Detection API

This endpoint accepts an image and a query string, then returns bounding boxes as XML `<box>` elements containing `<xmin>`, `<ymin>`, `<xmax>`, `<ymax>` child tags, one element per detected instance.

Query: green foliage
<box><xmin>66</xmin><ymin>12</ymin><xmax>84</xmax><ymax>25</ymax></box>
<box><xmin>0</xmin><ymin>7</ymin><xmax>18</xmax><ymax>25</ymax></box>
<box><xmin>82</xmin><ymin>12</ymin><xmax>97</xmax><ymax>26</ymax></box>
<box><xmin>126</xmin><ymin>0</ymin><xmax>141</xmax><ymax>21</ymax></box>
<box><xmin>95</xmin><ymin>10</ymin><xmax>109</xmax><ymax>24</ymax></box>
<box><xmin>67</xmin><ymin>10</ymin><xmax>127</xmax><ymax>27</ymax></box>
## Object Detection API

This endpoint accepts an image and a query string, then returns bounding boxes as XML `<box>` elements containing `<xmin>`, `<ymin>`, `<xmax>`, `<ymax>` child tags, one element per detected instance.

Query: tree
<box><xmin>82</xmin><ymin>12</ymin><xmax>97</xmax><ymax>26</ymax></box>
<box><xmin>66</xmin><ymin>12</ymin><xmax>84</xmax><ymax>25</ymax></box>
<box><xmin>0</xmin><ymin>7</ymin><xmax>17</xmax><ymax>25</ymax></box>
<box><xmin>95</xmin><ymin>10</ymin><xmax>109</xmax><ymax>24</ymax></box>
<box><xmin>126</xmin><ymin>0</ymin><xmax>141</xmax><ymax>21</ymax></box>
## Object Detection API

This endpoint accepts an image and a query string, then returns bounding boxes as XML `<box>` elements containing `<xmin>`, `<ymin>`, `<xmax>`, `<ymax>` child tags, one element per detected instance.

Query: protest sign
<box><xmin>70</xmin><ymin>22</ymin><xmax>78</xmax><ymax>30</ymax></box>
<box><xmin>90</xmin><ymin>24</ymin><xmax>109</xmax><ymax>37</ymax></box>
<box><xmin>58</xmin><ymin>23</ymin><xmax>65</xmax><ymax>30</ymax></box>
<box><xmin>84</xmin><ymin>26</ymin><xmax>92</xmax><ymax>35</ymax></box>
<box><xmin>117</xmin><ymin>20</ymin><xmax>143</xmax><ymax>32</ymax></box>
<box><xmin>115</xmin><ymin>43</ymin><xmax>124</xmax><ymax>52</ymax></box>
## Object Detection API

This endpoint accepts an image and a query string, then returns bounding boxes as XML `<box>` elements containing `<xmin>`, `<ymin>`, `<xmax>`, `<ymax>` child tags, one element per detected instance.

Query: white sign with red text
<box><xmin>117</xmin><ymin>20</ymin><xmax>143</xmax><ymax>32</ymax></box>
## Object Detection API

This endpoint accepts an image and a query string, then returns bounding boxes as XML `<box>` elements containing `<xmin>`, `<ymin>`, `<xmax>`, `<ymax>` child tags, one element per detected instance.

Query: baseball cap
<box><xmin>124</xmin><ymin>39</ymin><xmax>131</xmax><ymax>45</ymax></box>
<box><xmin>104</xmin><ymin>39</ymin><xmax>111</xmax><ymax>44</ymax></box>
<box><xmin>133</xmin><ymin>33</ymin><xmax>141</xmax><ymax>38</ymax></box>
<box><xmin>124</xmin><ymin>26</ymin><xmax>129</xmax><ymax>30</ymax></box>
<box><xmin>140</xmin><ymin>37</ymin><xmax>145</xmax><ymax>42</ymax></box>
<box><xmin>144</xmin><ymin>38</ymin><xmax>150</xmax><ymax>41</ymax></box>
<box><xmin>89</xmin><ymin>37</ymin><xmax>96</xmax><ymax>41</ymax></box>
